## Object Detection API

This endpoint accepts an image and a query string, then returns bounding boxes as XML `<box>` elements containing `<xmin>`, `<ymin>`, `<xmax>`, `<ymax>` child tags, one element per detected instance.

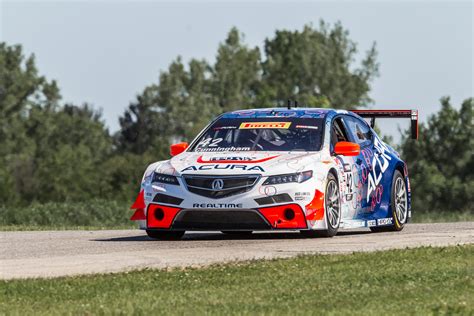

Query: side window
<box><xmin>344</xmin><ymin>116</ymin><xmax>372</xmax><ymax>147</ymax></box>
<box><xmin>331</xmin><ymin>117</ymin><xmax>350</xmax><ymax>150</ymax></box>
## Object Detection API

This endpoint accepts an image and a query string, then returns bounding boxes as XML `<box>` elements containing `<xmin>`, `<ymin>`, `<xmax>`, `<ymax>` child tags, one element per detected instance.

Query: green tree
<box><xmin>213</xmin><ymin>27</ymin><xmax>262</xmax><ymax>112</ymax></box>
<box><xmin>158</xmin><ymin>58</ymin><xmax>218</xmax><ymax>141</ymax></box>
<box><xmin>261</xmin><ymin>22</ymin><xmax>378</xmax><ymax>108</ymax></box>
<box><xmin>399</xmin><ymin>97</ymin><xmax>473</xmax><ymax>213</ymax></box>
<box><xmin>118</xmin><ymin>23</ymin><xmax>379</xmax><ymax>155</ymax></box>
<box><xmin>25</xmin><ymin>104</ymin><xmax>113</xmax><ymax>202</ymax></box>
<box><xmin>0</xmin><ymin>43</ymin><xmax>60</xmax><ymax>203</ymax></box>
<box><xmin>0</xmin><ymin>42</ymin><xmax>116</xmax><ymax>204</ymax></box>
<box><xmin>117</xmin><ymin>85</ymin><xmax>165</xmax><ymax>155</ymax></box>
<box><xmin>118</xmin><ymin>57</ymin><xmax>218</xmax><ymax>151</ymax></box>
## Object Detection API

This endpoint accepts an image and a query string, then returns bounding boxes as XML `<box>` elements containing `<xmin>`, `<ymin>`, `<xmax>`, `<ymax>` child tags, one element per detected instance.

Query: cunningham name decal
<box><xmin>181</xmin><ymin>165</ymin><xmax>265</xmax><ymax>172</ymax></box>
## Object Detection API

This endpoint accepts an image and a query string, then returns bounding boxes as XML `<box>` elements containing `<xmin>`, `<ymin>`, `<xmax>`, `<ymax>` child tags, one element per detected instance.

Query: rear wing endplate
<box><xmin>351</xmin><ymin>109</ymin><xmax>419</xmax><ymax>139</ymax></box>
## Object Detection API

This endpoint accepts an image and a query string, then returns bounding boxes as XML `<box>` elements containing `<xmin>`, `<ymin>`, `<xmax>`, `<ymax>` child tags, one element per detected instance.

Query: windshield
<box><xmin>190</xmin><ymin>118</ymin><xmax>324</xmax><ymax>152</ymax></box>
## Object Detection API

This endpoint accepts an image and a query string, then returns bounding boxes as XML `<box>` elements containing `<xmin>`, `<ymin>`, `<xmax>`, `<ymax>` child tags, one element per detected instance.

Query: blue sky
<box><xmin>1</xmin><ymin>0</ymin><xmax>473</xmax><ymax>140</ymax></box>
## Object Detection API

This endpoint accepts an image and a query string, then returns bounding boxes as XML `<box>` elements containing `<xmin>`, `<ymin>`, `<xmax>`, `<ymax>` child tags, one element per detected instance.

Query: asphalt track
<box><xmin>1</xmin><ymin>222</ymin><xmax>473</xmax><ymax>280</ymax></box>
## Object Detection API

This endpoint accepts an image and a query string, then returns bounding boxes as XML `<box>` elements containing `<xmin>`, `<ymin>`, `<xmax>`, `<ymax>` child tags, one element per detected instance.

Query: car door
<box><xmin>340</xmin><ymin>114</ymin><xmax>374</xmax><ymax>214</ymax></box>
<box><xmin>330</xmin><ymin>116</ymin><xmax>363</xmax><ymax>218</ymax></box>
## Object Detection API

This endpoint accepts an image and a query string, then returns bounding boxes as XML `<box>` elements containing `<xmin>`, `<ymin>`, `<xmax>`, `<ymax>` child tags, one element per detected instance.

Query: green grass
<box><xmin>0</xmin><ymin>224</ymin><xmax>134</xmax><ymax>231</ymax></box>
<box><xmin>1</xmin><ymin>246</ymin><xmax>473</xmax><ymax>315</ymax></box>
<box><xmin>411</xmin><ymin>210</ymin><xmax>474</xmax><ymax>223</ymax></box>
<box><xmin>0</xmin><ymin>200</ymin><xmax>135</xmax><ymax>230</ymax></box>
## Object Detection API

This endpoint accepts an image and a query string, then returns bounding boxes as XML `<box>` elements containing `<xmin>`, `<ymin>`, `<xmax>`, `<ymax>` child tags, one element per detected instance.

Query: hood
<box><xmin>160</xmin><ymin>151</ymin><xmax>322</xmax><ymax>176</ymax></box>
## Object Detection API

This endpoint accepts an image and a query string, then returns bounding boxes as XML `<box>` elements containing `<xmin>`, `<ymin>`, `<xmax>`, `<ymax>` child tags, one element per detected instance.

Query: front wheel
<box><xmin>301</xmin><ymin>173</ymin><xmax>341</xmax><ymax>238</ymax></box>
<box><xmin>370</xmin><ymin>170</ymin><xmax>408</xmax><ymax>233</ymax></box>
<box><xmin>146</xmin><ymin>230</ymin><xmax>185</xmax><ymax>240</ymax></box>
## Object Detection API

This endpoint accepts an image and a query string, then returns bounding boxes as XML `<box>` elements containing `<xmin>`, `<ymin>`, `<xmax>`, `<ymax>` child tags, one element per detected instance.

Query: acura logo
<box><xmin>211</xmin><ymin>179</ymin><xmax>224</xmax><ymax>190</ymax></box>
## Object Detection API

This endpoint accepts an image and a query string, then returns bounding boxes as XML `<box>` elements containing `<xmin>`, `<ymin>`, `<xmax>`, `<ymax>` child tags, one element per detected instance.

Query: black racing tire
<box><xmin>146</xmin><ymin>230</ymin><xmax>185</xmax><ymax>240</ymax></box>
<box><xmin>301</xmin><ymin>173</ymin><xmax>341</xmax><ymax>238</ymax></box>
<box><xmin>221</xmin><ymin>231</ymin><xmax>253</xmax><ymax>235</ymax></box>
<box><xmin>370</xmin><ymin>170</ymin><xmax>407</xmax><ymax>233</ymax></box>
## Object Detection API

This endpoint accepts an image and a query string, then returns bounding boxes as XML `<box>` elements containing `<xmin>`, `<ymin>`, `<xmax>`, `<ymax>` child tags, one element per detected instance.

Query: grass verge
<box><xmin>1</xmin><ymin>245</ymin><xmax>473</xmax><ymax>315</ymax></box>
<box><xmin>0</xmin><ymin>200</ymin><xmax>135</xmax><ymax>230</ymax></box>
<box><xmin>411</xmin><ymin>210</ymin><xmax>474</xmax><ymax>223</ymax></box>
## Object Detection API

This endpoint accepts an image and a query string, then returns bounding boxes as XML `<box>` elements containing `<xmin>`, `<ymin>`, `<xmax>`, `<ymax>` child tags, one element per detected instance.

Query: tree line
<box><xmin>0</xmin><ymin>22</ymin><xmax>472</xmax><ymax>214</ymax></box>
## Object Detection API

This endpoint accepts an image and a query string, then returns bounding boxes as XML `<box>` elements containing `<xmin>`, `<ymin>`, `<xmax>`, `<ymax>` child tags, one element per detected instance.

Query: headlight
<box><xmin>263</xmin><ymin>170</ymin><xmax>313</xmax><ymax>185</ymax></box>
<box><xmin>152</xmin><ymin>173</ymin><xmax>179</xmax><ymax>185</ymax></box>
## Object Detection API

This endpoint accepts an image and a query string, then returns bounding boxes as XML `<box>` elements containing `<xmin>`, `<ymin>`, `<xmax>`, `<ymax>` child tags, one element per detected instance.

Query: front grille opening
<box><xmin>172</xmin><ymin>209</ymin><xmax>271</xmax><ymax>230</ymax></box>
<box><xmin>182</xmin><ymin>175</ymin><xmax>260</xmax><ymax>199</ymax></box>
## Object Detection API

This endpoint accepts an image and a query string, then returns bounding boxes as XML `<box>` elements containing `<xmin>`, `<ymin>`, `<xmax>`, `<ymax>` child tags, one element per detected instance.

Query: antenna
<box><xmin>287</xmin><ymin>99</ymin><xmax>292</xmax><ymax>109</ymax></box>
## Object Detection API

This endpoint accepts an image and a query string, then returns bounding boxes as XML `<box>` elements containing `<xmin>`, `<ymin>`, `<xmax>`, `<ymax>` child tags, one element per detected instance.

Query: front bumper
<box><xmin>145</xmin><ymin>203</ymin><xmax>308</xmax><ymax>231</ymax></box>
<box><xmin>131</xmin><ymin>172</ymin><xmax>327</xmax><ymax>231</ymax></box>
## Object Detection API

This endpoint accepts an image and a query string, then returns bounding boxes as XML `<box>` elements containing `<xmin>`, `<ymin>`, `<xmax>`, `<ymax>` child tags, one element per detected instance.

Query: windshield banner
<box><xmin>239</xmin><ymin>122</ymin><xmax>291</xmax><ymax>129</ymax></box>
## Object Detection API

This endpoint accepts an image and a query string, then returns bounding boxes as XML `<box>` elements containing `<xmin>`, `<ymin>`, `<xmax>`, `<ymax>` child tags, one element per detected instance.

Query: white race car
<box><xmin>131</xmin><ymin>107</ymin><xmax>418</xmax><ymax>239</ymax></box>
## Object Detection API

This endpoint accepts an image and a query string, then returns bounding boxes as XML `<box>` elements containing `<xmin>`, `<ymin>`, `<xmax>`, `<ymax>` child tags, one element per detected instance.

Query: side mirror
<box><xmin>170</xmin><ymin>142</ymin><xmax>189</xmax><ymax>157</ymax></box>
<box><xmin>334</xmin><ymin>141</ymin><xmax>360</xmax><ymax>157</ymax></box>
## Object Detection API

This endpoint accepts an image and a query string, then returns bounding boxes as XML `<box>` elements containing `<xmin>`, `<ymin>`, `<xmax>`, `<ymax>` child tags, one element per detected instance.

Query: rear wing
<box><xmin>351</xmin><ymin>109</ymin><xmax>419</xmax><ymax>139</ymax></box>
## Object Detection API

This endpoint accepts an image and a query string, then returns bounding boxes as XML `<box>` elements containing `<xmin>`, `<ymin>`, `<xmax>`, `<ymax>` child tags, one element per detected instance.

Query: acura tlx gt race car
<box><xmin>130</xmin><ymin>107</ymin><xmax>419</xmax><ymax>239</ymax></box>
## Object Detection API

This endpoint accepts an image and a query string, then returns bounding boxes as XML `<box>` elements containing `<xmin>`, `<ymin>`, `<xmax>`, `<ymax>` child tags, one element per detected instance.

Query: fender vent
<box><xmin>255</xmin><ymin>193</ymin><xmax>293</xmax><ymax>206</ymax></box>
<box><xmin>153</xmin><ymin>194</ymin><xmax>183</xmax><ymax>206</ymax></box>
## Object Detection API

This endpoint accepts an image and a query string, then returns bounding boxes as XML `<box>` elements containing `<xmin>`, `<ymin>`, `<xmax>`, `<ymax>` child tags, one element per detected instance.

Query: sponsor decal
<box><xmin>304</xmin><ymin>109</ymin><xmax>326</xmax><ymax>116</ymax></box>
<box><xmin>370</xmin><ymin>185</ymin><xmax>384</xmax><ymax>212</ymax></box>
<box><xmin>239</xmin><ymin>122</ymin><xmax>291</xmax><ymax>129</ymax></box>
<box><xmin>213</xmin><ymin>126</ymin><xmax>236</xmax><ymax>130</ymax></box>
<box><xmin>367</xmin><ymin>219</ymin><xmax>377</xmax><ymax>227</ymax></box>
<box><xmin>197</xmin><ymin>155</ymin><xmax>278</xmax><ymax>164</ymax></box>
<box><xmin>295</xmin><ymin>192</ymin><xmax>311</xmax><ymax>201</ymax></box>
<box><xmin>193</xmin><ymin>203</ymin><xmax>243</xmax><ymax>208</ymax></box>
<box><xmin>233</xmin><ymin>110</ymin><xmax>255</xmax><ymax>116</ymax></box>
<box><xmin>145</xmin><ymin>192</ymin><xmax>153</xmax><ymax>201</ymax></box>
<box><xmin>377</xmin><ymin>218</ymin><xmax>393</xmax><ymax>226</ymax></box>
<box><xmin>343</xmin><ymin>220</ymin><xmax>366</xmax><ymax>228</ymax></box>
<box><xmin>367</xmin><ymin>137</ymin><xmax>392</xmax><ymax>202</ymax></box>
<box><xmin>181</xmin><ymin>165</ymin><xmax>265</xmax><ymax>172</ymax></box>
<box><xmin>295</xmin><ymin>125</ymin><xmax>319</xmax><ymax>130</ymax></box>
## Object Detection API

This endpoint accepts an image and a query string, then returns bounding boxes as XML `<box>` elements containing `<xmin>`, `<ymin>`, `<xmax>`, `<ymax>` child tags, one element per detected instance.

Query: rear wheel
<box><xmin>146</xmin><ymin>230</ymin><xmax>185</xmax><ymax>240</ymax></box>
<box><xmin>301</xmin><ymin>173</ymin><xmax>341</xmax><ymax>238</ymax></box>
<box><xmin>370</xmin><ymin>170</ymin><xmax>407</xmax><ymax>233</ymax></box>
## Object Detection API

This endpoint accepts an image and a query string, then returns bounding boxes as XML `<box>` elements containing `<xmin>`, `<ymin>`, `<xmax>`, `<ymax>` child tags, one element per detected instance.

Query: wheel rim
<box><xmin>394</xmin><ymin>177</ymin><xmax>408</xmax><ymax>224</ymax></box>
<box><xmin>326</xmin><ymin>180</ymin><xmax>341</xmax><ymax>228</ymax></box>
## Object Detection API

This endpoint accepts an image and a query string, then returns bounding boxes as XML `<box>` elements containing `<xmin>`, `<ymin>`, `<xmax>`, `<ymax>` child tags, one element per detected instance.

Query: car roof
<box><xmin>220</xmin><ymin>107</ymin><xmax>336</xmax><ymax>119</ymax></box>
